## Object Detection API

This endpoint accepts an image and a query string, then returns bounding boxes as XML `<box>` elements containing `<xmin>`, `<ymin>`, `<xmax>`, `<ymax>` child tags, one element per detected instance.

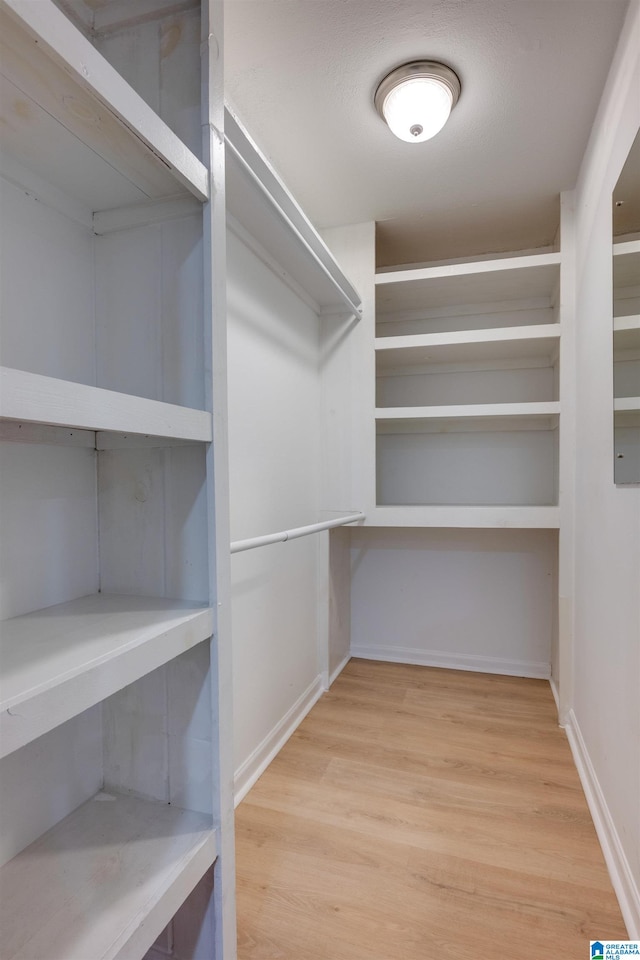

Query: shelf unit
<box><xmin>372</xmin><ymin>251</ymin><xmax>561</xmax><ymax>519</ymax></box>
<box><xmin>0</xmin><ymin>2</ymin><xmax>234</xmax><ymax>959</ymax></box>
<box><xmin>613</xmin><ymin>240</ymin><xmax>640</xmax><ymax>483</ymax></box>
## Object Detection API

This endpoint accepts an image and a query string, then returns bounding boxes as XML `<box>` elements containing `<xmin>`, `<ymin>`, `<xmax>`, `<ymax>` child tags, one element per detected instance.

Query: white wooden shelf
<box><xmin>375</xmin><ymin>323</ymin><xmax>560</xmax><ymax>371</ymax></box>
<box><xmin>366</xmin><ymin>505</ymin><xmax>560</xmax><ymax>529</ymax></box>
<box><xmin>613</xmin><ymin>239</ymin><xmax>640</xmax><ymax>256</ymax></box>
<box><xmin>0</xmin><ymin>790</ymin><xmax>217</xmax><ymax>960</ymax></box>
<box><xmin>615</xmin><ymin>409</ymin><xmax>640</xmax><ymax>428</ymax></box>
<box><xmin>614</xmin><ymin>315</ymin><xmax>640</xmax><ymax>351</ymax></box>
<box><xmin>0</xmin><ymin>0</ymin><xmax>208</xmax><ymax>212</ymax></box>
<box><xmin>375</xmin><ymin>252</ymin><xmax>561</xmax><ymax>317</ymax></box>
<box><xmin>0</xmin><ymin>593</ymin><xmax>213</xmax><ymax>759</ymax></box>
<box><xmin>0</xmin><ymin>367</ymin><xmax>212</xmax><ymax>442</ymax></box>
<box><xmin>376</xmin><ymin>401</ymin><xmax>560</xmax><ymax>425</ymax></box>
<box><xmin>613</xmin><ymin>242</ymin><xmax>640</xmax><ymax>288</ymax></box>
<box><xmin>225</xmin><ymin>108</ymin><xmax>362</xmax><ymax>317</ymax></box>
<box><xmin>614</xmin><ymin>396</ymin><xmax>640</xmax><ymax>413</ymax></box>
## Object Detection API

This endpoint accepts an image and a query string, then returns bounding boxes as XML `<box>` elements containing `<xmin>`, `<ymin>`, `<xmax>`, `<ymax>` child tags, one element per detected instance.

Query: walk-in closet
<box><xmin>0</xmin><ymin>0</ymin><xmax>638</xmax><ymax>957</ymax></box>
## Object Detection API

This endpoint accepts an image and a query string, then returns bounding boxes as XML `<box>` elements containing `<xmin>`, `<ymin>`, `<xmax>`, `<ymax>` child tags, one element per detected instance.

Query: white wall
<box><xmin>350</xmin><ymin>527</ymin><xmax>557</xmax><ymax>678</ymax></box>
<box><xmin>567</xmin><ymin>0</ymin><xmax>640</xmax><ymax>936</ymax></box>
<box><xmin>226</xmin><ymin>228</ymin><xmax>323</xmax><ymax>796</ymax></box>
<box><xmin>319</xmin><ymin>222</ymin><xmax>376</xmax><ymax>679</ymax></box>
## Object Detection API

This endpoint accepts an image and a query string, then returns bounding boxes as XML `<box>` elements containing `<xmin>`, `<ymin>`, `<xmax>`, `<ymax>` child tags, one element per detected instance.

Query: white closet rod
<box><xmin>230</xmin><ymin>512</ymin><xmax>365</xmax><ymax>555</ymax></box>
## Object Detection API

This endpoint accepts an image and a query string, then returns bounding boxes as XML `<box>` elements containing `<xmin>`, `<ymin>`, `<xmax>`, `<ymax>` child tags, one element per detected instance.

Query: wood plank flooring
<box><xmin>235</xmin><ymin>659</ymin><xmax>627</xmax><ymax>959</ymax></box>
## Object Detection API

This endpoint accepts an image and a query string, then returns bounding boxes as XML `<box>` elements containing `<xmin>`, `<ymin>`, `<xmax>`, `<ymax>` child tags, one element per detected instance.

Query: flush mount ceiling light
<box><xmin>374</xmin><ymin>61</ymin><xmax>461</xmax><ymax>143</ymax></box>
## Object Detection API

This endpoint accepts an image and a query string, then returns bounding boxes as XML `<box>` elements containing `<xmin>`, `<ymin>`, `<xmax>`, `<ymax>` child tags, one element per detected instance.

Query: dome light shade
<box><xmin>375</xmin><ymin>61</ymin><xmax>461</xmax><ymax>143</ymax></box>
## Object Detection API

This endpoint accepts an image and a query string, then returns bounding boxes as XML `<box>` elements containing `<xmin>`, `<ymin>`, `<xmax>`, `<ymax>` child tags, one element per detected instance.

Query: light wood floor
<box><xmin>235</xmin><ymin>659</ymin><xmax>627</xmax><ymax>959</ymax></box>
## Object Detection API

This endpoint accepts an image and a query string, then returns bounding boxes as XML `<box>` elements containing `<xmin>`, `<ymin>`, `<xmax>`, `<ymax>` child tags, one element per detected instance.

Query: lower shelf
<box><xmin>0</xmin><ymin>594</ymin><xmax>214</xmax><ymax>759</ymax></box>
<box><xmin>0</xmin><ymin>791</ymin><xmax>217</xmax><ymax>960</ymax></box>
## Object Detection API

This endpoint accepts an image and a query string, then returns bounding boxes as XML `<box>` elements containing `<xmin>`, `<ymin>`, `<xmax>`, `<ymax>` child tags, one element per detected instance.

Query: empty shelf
<box><xmin>376</xmin><ymin>401</ymin><xmax>560</xmax><ymax>428</ymax></box>
<box><xmin>614</xmin><ymin>396</ymin><xmax>640</xmax><ymax>413</ymax></box>
<box><xmin>366</xmin><ymin>505</ymin><xmax>561</xmax><ymax>529</ymax></box>
<box><xmin>376</xmin><ymin>253</ymin><xmax>561</xmax><ymax>317</ymax></box>
<box><xmin>0</xmin><ymin>791</ymin><xmax>216</xmax><ymax>960</ymax></box>
<box><xmin>375</xmin><ymin>324</ymin><xmax>560</xmax><ymax>371</ymax></box>
<box><xmin>0</xmin><ymin>0</ymin><xmax>208</xmax><ymax>211</ymax></box>
<box><xmin>0</xmin><ymin>367</ymin><xmax>212</xmax><ymax>442</ymax></box>
<box><xmin>0</xmin><ymin>593</ymin><xmax>213</xmax><ymax>758</ymax></box>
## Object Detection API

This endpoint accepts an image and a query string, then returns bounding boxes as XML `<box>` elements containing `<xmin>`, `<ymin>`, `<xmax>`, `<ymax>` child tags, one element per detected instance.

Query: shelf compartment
<box><xmin>225</xmin><ymin>109</ymin><xmax>362</xmax><ymax>317</ymax></box>
<box><xmin>0</xmin><ymin>790</ymin><xmax>216</xmax><ymax>960</ymax></box>
<box><xmin>375</xmin><ymin>329</ymin><xmax>560</xmax><ymax>409</ymax></box>
<box><xmin>0</xmin><ymin>367</ymin><xmax>212</xmax><ymax>442</ymax></box>
<box><xmin>0</xmin><ymin>594</ymin><xmax>213</xmax><ymax>759</ymax></box>
<box><xmin>375</xmin><ymin>253</ymin><xmax>561</xmax><ymax>318</ymax></box>
<box><xmin>376</xmin><ymin>418</ymin><xmax>559</xmax><ymax>507</ymax></box>
<box><xmin>375</xmin><ymin>324</ymin><xmax>560</xmax><ymax>370</ymax></box>
<box><xmin>614</xmin><ymin>315</ymin><xmax>640</xmax><ymax>351</ymax></box>
<box><xmin>365</xmin><ymin>505</ymin><xmax>560</xmax><ymax>529</ymax></box>
<box><xmin>0</xmin><ymin>0</ymin><xmax>208</xmax><ymax>211</ymax></box>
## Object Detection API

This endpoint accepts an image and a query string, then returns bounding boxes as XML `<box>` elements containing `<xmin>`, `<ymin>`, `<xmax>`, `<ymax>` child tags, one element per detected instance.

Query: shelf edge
<box><xmin>375</xmin><ymin>251</ymin><xmax>562</xmax><ymax>286</ymax></box>
<box><xmin>375</xmin><ymin>401</ymin><xmax>561</xmax><ymax>420</ymax></box>
<box><xmin>0</xmin><ymin>368</ymin><xmax>212</xmax><ymax>442</ymax></box>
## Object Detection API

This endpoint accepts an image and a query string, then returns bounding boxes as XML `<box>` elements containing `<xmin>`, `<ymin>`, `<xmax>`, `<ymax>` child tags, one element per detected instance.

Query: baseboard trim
<box><xmin>565</xmin><ymin>709</ymin><xmax>640</xmax><ymax>937</ymax></box>
<box><xmin>549</xmin><ymin>676</ymin><xmax>560</xmax><ymax>715</ymax></box>
<box><xmin>328</xmin><ymin>654</ymin><xmax>351</xmax><ymax>688</ymax></box>
<box><xmin>350</xmin><ymin>645</ymin><xmax>550</xmax><ymax>680</ymax></box>
<box><xmin>233</xmin><ymin>675</ymin><xmax>325</xmax><ymax>807</ymax></box>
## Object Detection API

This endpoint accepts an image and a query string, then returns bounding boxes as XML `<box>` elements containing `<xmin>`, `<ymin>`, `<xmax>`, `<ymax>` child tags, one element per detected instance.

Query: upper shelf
<box><xmin>375</xmin><ymin>324</ymin><xmax>560</xmax><ymax>372</ymax></box>
<box><xmin>225</xmin><ymin>109</ymin><xmax>362</xmax><ymax>317</ymax></box>
<box><xmin>376</xmin><ymin>253</ymin><xmax>561</xmax><ymax>317</ymax></box>
<box><xmin>0</xmin><ymin>367</ymin><xmax>212</xmax><ymax>442</ymax></box>
<box><xmin>0</xmin><ymin>0</ymin><xmax>208</xmax><ymax>212</ymax></box>
<box><xmin>0</xmin><ymin>593</ymin><xmax>213</xmax><ymax>759</ymax></box>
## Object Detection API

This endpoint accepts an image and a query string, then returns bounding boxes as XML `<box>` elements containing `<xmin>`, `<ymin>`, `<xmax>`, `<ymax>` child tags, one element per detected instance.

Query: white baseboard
<box><xmin>328</xmin><ymin>654</ymin><xmax>351</xmax><ymax>688</ymax></box>
<box><xmin>564</xmin><ymin>709</ymin><xmax>640</xmax><ymax>938</ymax></box>
<box><xmin>350</xmin><ymin>644</ymin><xmax>550</xmax><ymax>680</ymax></box>
<box><xmin>549</xmin><ymin>676</ymin><xmax>560</xmax><ymax>714</ymax></box>
<box><xmin>233</xmin><ymin>675</ymin><xmax>325</xmax><ymax>807</ymax></box>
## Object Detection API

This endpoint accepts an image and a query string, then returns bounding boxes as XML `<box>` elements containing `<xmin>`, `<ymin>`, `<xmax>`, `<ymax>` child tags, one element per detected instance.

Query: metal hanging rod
<box><xmin>230</xmin><ymin>512</ymin><xmax>365</xmax><ymax>555</ymax></box>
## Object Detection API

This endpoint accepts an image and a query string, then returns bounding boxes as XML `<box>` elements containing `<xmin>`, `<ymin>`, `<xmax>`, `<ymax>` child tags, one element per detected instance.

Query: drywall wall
<box><xmin>226</xmin><ymin>228</ymin><xmax>323</xmax><ymax>790</ymax></box>
<box><xmin>350</xmin><ymin>527</ymin><xmax>557</xmax><ymax>677</ymax></box>
<box><xmin>319</xmin><ymin>222</ymin><xmax>376</xmax><ymax>680</ymax></box>
<box><xmin>568</xmin><ymin>0</ymin><xmax>640</xmax><ymax>935</ymax></box>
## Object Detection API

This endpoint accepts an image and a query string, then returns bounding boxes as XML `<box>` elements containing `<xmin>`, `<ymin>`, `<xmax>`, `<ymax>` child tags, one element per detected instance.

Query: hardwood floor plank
<box><xmin>236</xmin><ymin>660</ymin><xmax>627</xmax><ymax>959</ymax></box>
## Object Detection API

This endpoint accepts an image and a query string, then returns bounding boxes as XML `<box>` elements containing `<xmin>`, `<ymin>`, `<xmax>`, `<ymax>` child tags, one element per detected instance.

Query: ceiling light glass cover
<box><xmin>375</xmin><ymin>61</ymin><xmax>461</xmax><ymax>143</ymax></box>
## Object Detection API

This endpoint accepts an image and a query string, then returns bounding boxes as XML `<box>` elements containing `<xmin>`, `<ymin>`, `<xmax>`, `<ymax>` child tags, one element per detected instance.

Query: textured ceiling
<box><xmin>225</xmin><ymin>0</ymin><xmax>629</xmax><ymax>265</ymax></box>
